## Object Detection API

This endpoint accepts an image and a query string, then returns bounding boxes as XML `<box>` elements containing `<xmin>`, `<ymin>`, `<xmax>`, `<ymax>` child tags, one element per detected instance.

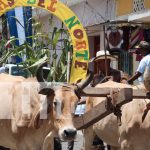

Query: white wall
<box><xmin>33</xmin><ymin>0</ymin><xmax>116</xmax><ymax>31</ymax></box>
<box><xmin>32</xmin><ymin>0</ymin><xmax>116</xmax><ymax>46</ymax></box>
<box><xmin>61</xmin><ymin>0</ymin><xmax>86</xmax><ymax>6</ymax></box>
<box><xmin>70</xmin><ymin>0</ymin><xmax>116</xmax><ymax>27</ymax></box>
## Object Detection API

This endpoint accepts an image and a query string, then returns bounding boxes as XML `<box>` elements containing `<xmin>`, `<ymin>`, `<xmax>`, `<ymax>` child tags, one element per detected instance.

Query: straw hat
<box><xmin>90</xmin><ymin>50</ymin><xmax>117</xmax><ymax>62</ymax></box>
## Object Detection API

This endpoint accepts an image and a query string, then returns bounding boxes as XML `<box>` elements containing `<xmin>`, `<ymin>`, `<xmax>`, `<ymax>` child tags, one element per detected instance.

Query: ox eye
<box><xmin>54</xmin><ymin>101</ymin><xmax>57</xmax><ymax>106</ymax></box>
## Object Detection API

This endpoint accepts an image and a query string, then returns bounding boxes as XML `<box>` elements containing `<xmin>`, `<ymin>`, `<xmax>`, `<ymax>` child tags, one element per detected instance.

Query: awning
<box><xmin>128</xmin><ymin>10</ymin><xmax>150</xmax><ymax>23</ymax></box>
<box><xmin>60</xmin><ymin>0</ymin><xmax>86</xmax><ymax>6</ymax></box>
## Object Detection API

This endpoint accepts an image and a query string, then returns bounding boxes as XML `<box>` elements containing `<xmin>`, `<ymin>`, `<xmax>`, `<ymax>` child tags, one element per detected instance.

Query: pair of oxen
<box><xmin>0</xmin><ymin>65</ymin><xmax>150</xmax><ymax>150</ymax></box>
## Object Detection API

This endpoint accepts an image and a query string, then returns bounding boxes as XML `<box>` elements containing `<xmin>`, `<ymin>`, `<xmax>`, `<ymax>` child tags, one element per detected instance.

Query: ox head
<box><xmin>35</xmin><ymin>63</ymin><xmax>93</xmax><ymax>141</ymax></box>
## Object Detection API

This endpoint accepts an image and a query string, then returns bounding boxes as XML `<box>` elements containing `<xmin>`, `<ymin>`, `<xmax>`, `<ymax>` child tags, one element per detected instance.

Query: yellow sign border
<box><xmin>0</xmin><ymin>0</ymin><xmax>89</xmax><ymax>83</ymax></box>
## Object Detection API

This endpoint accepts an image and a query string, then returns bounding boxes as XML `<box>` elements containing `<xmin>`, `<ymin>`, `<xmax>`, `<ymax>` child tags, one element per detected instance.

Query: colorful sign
<box><xmin>0</xmin><ymin>0</ymin><xmax>89</xmax><ymax>83</ymax></box>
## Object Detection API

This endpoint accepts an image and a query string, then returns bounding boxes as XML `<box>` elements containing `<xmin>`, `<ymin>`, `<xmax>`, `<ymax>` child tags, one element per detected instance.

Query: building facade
<box><xmin>116</xmin><ymin>0</ymin><xmax>150</xmax><ymax>84</ymax></box>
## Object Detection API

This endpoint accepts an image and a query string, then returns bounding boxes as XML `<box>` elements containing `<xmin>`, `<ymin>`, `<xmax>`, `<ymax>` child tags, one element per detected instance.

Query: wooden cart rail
<box><xmin>73</xmin><ymin>82</ymin><xmax>147</xmax><ymax>130</ymax></box>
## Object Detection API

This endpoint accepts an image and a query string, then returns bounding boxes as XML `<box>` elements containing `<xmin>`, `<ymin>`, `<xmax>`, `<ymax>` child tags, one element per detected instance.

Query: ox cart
<box><xmin>73</xmin><ymin>81</ymin><xmax>147</xmax><ymax>130</ymax></box>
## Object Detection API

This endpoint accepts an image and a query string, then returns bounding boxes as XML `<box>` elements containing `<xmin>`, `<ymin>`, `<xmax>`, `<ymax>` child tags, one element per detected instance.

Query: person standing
<box><xmin>90</xmin><ymin>50</ymin><xmax>125</xmax><ymax>150</ymax></box>
<box><xmin>90</xmin><ymin>50</ymin><xmax>122</xmax><ymax>87</ymax></box>
<box><xmin>127</xmin><ymin>41</ymin><xmax>150</xmax><ymax>97</ymax></box>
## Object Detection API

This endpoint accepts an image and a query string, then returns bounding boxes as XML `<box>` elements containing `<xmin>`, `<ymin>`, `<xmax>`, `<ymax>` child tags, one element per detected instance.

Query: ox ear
<box><xmin>29</xmin><ymin>108</ymin><xmax>43</xmax><ymax>129</ymax></box>
<box><xmin>32</xmin><ymin>111</ymin><xmax>42</xmax><ymax>129</ymax></box>
<box><xmin>30</xmin><ymin>97</ymin><xmax>52</xmax><ymax>129</ymax></box>
<box><xmin>39</xmin><ymin>88</ymin><xmax>54</xmax><ymax>95</ymax></box>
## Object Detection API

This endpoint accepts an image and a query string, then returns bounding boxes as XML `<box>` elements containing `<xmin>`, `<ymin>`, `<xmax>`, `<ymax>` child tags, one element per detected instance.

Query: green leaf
<box><xmin>27</xmin><ymin>56</ymin><xmax>48</xmax><ymax>68</ymax></box>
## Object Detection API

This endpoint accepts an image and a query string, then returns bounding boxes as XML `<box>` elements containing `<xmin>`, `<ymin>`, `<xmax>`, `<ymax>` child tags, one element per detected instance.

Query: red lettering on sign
<box><xmin>0</xmin><ymin>0</ymin><xmax>8</xmax><ymax>9</ymax></box>
<box><xmin>76</xmin><ymin>41</ymin><xmax>86</xmax><ymax>50</ymax></box>
<box><xmin>75</xmin><ymin>61</ymin><xmax>87</xmax><ymax>70</ymax></box>
<box><xmin>38</xmin><ymin>0</ymin><xmax>45</xmax><ymax>8</ymax></box>
<box><xmin>47</xmin><ymin>0</ymin><xmax>57</xmax><ymax>12</ymax></box>
<box><xmin>7</xmin><ymin>0</ymin><xmax>14</xmax><ymax>7</ymax></box>
<box><xmin>73</xmin><ymin>29</ymin><xmax>83</xmax><ymax>39</ymax></box>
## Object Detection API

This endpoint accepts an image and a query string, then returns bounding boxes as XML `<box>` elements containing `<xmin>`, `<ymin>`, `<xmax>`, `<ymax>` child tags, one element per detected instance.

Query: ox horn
<box><xmin>36</xmin><ymin>62</ymin><xmax>48</xmax><ymax>83</ymax></box>
<box><xmin>36</xmin><ymin>62</ymin><xmax>54</xmax><ymax>95</ymax></box>
<box><xmin>74</xmin><ymin>70</ymin><xmax>94</xmax><ymax>98</ymax></box>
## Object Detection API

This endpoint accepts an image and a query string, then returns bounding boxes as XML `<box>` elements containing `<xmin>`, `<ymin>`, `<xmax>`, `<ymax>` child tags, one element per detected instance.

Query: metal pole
<box><xmin>67</xmin><ymin>50</ymin><xmax>71</xmax><ymax>83</ymax></box>
<box><xmin>103</xmin><ymin>25</ymin><xmax>108</xmax><ymax>76</ymax></box>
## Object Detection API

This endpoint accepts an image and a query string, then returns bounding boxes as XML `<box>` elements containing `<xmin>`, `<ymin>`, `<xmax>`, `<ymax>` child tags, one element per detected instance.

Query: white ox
<box><xmin>0</xmin><ymin>65</ymin><xmax>93</xmax><ymax>150</ymax></box>
<box><xmin>84</xmin><ymin>81</ymin><xmax>150</xmax><ymax>150</ymax></box>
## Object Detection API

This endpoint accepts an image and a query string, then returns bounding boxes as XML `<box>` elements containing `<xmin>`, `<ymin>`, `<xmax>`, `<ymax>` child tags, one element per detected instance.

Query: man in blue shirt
<box><xmin>128</xmin><ymin>41</ymin><xmax>150</xmax><ymax>97</ymax></box>
<box><xmin>128</xmin><ymin>41</ymin><xmax>150</xmax><ymax>83</ymax></box>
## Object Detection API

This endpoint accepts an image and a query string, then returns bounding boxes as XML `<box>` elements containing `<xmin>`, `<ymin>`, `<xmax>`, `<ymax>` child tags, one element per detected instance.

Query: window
<box><xmin>11</xmin><ymin>66</ymin><xmax>30</xmax><ymax>78</ymax></box>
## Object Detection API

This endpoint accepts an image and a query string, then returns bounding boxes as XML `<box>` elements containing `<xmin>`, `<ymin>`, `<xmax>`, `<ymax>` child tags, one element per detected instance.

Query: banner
<box><xmin>6</xmin><ymin>6</ymin><xmax>32</xmax><ymax>62</ymax></box>
<box><xmin>0</xmin><ymin>0</ymin><xmax>89</xmax><ymax>83</ymax></box>
<box><xmin>6</xmin><ymin>9</ymin><xmax>19</xmax><ymax>45</ymax></box>
<box><xmin>23</xmin><ymin>6</ymin><xmax>32</xmax><ymax>45</ymax></box>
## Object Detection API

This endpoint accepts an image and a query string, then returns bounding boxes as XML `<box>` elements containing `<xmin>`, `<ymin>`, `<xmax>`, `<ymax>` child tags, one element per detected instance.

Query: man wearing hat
<box><xmin>128</xmin><ymin>41</ymin><xmax>150</xmax><ymax>84</ymax></box>
<box><xmin>127</xmin><ymin>41</ymin><xmax>150</xmax><ymax>97</ymax></box>
<box><xmin>91</xmin><ymin>50</ymin><xmax>122</xmax><ymax>87</ymax></box>
<box><xmin>90</xmin><ymin>50</ymin><xmax>125</xmax><ymax>149</ymax></box>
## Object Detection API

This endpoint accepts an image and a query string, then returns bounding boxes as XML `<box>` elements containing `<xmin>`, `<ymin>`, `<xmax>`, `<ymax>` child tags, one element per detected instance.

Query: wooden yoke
<box><xmin>74</xmin><ymin>87</ymin><xmax>132</xmax><ymax>130</ymax></box>
<box><xmin>73</xmin><ymin>81</ymin><xmax>147</xmax><ymax>130</ymax></box>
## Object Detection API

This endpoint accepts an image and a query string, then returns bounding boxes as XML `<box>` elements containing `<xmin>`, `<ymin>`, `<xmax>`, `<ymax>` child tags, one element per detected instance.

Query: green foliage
<box><xmin>0</xmin><ymin>16</ymin><xmax>73</xmax><ymax>82</ymax></box>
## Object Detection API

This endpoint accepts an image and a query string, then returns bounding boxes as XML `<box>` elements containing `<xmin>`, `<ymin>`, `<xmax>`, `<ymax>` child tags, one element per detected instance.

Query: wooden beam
<box><xmin>133</xmin><ymin>88</ymin><xmax>147</xmax><ymax>98</ymax></box>
<box><xmin>74</xmin><ymin>87</ymin><xmax>133</xmax><ymax>130</ymax></box>
<box><xmin>74</xmin><ymin>99</ymin><xmax>110</xmax><ymax>130</ymax></box>
<box><xmin>80</xmin><ymin>86</ymin><xmax>147</xmax><ymax>99</ymax></box>
<box><xmin>74</xmin><ymin>81</ymin><xmax>147</xmax><ymax>129</ymax></box>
